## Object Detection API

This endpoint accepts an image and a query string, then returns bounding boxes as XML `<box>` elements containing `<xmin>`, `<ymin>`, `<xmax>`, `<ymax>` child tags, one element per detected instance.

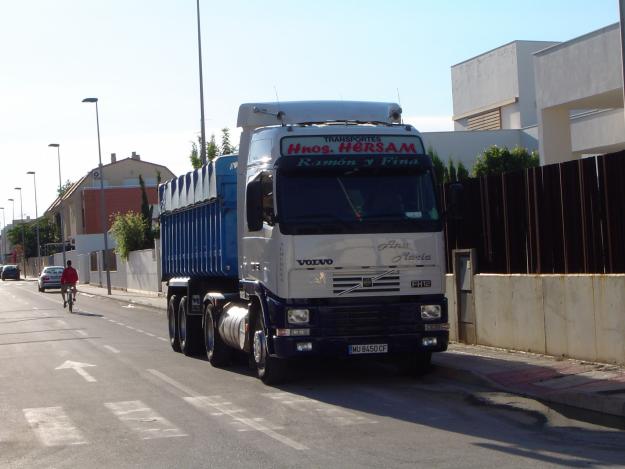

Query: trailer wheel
<box><xmin>178</xmin><ymin>296</ymin><xmax>202</xmax><ymax>356</ymax></box>
<box><xmin>398</xmin><ymin>351</ymin><xmax>432</xmax><ymax>377</ymax></box>
<box><xmin>252</xmin><ymin>314</ymin><xmax>288</xmax><ymax>385</ymax></box>
<box><xmin>204</xmin><ymin>304</ymin><xmax>232</xmax><ymax>367</ymax></box>
<box><xmin>168</xmin><ymin>295</ymin><xmax>181</xmax><ymax>352</ymax></box>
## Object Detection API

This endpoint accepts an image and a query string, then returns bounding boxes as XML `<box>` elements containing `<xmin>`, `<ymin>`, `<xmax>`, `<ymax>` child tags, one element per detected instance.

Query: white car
<box><xmin>38</xmin><ymin>266</ymin><xmax>64</xmax><ymax>292</ymax></box>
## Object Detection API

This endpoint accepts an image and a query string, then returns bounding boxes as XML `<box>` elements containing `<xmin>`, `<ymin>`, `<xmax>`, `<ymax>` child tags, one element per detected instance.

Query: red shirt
<box><xmin>61</xmin><ymin>266</ymin><xmax>78</xmax><ymax>284</ymax></box>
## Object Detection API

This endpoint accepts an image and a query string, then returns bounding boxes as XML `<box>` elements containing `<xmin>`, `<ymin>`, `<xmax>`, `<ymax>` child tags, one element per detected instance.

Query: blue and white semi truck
<box><xmin>159</xmin><ymin>101</ymin><xmax>449</xmax><ymax>384</ymax></box>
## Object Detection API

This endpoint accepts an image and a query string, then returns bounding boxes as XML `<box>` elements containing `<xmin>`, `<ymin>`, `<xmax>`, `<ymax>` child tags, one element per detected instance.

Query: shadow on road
<box><xmin>218</xmin><ymin>355</ymin><xmax>625</xmax><ymax>466</ymax></box>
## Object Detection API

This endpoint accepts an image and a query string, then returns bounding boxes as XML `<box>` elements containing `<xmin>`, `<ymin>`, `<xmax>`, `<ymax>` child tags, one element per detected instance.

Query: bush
<box><xmin>109</xmin><ymin>211</ymin><xmax>148</xmax><ymax>260</ymax></box>
<box><xmin>473</xmin><ymin>145</ymin><xmax>539</xmax><ymax>177</ymax></box>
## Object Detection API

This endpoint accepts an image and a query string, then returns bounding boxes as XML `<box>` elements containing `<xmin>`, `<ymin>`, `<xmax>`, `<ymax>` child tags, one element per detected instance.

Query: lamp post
<box><xmin>82</xmin><ymin>97</ymin><xmax>111</xmax><ymax>295</ymax></box>
<box><xmin>0</xmin><ymin>207</ymin><xmax>5</xmax><ymax>263</ymax></box>
<box><xmin>48</xmin><ymin>143</ymin><xmax>66</xmax><ymax>265</ymax></box>
<box><xmin>196</xmin><ymin>0</ymin><xmax>207</xmax><ymax>164</ymax></box>
<box><xmin>14</xmin><ymin>187</ymin><xmax>25</xmax><ymax>274</ymax></box>
<box><xmin>26</xmin><ymin>171</ymin><xmax>41</xmax><ymax>274</ymax></box>
<box><xmin>7</xmin><ymin>199</ymin><xmax>14</xmax><ymax>263</ymax></box>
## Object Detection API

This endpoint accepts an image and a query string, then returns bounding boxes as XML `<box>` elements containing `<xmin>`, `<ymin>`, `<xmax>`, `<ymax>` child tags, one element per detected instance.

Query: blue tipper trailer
<box><xmin>159</xmin><ymin>155</ymin><xmax>238</xmax><ymax>281</ymax></box>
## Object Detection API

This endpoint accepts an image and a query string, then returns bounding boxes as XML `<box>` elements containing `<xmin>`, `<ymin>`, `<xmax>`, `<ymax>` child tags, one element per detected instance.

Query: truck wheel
<box><xmin>168</xmin><ymin>295</ymin><xmax>181</xmax><ymax>352</ymax></box>
<box><xmin>252</xmin><ymin>314</ymin><xmax>288</xmax><ymax>385</ymax></box>
<box><xmin>178</xmin><ymin>296</ymin><xmax>202</xmax><ymax>356</ymax></box>
<box><xmin>204</xmin><ymin>304</ymin><xmax>231</xmax><ymax>367</ymax></box>
<box><xmin>398</xmin><ymin>351</ymin><xmax>432</xmax><ymax>376</ymax></box>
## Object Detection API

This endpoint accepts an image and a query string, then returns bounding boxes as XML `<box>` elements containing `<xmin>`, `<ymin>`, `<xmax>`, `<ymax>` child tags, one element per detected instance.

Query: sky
<box><xmin>0</xmin><ymin>0</ymin><xmax>619</xmax><ymax>224</ymax></box>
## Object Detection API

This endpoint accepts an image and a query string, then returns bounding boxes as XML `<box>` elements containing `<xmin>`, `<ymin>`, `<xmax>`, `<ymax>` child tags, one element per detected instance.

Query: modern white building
<box><xmin>423</xmin><ymin>23</ymin><xmax>625</xmax><ymax>168</ymax></box>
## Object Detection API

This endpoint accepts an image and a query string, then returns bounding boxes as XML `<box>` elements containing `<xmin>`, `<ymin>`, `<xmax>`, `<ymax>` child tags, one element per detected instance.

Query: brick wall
<box><xmin>82</xmin><ymin>187</ymin><xmax>158</xmax><ymax>234</ymax></box>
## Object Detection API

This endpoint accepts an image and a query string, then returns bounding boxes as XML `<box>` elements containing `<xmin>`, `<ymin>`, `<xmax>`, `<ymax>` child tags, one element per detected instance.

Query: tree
<box><xmin>457</xmin><ymin>161</ymin><xmax>470</xmax><ymax>180</ymax></box>
<box><xmin>139</xmin><ymin>175</ymin><xmax>154</xmax><ymax>247</ymax></box>
<box><xmin>190</xmin><ymin>133</ymin><xmax>223</xmax><ymax>169</ymax></box>
<box><xmin>427</xmin><ymin>146</ymin><xmax>448</xmax><ymax>185</ymax></box>
<box><xmin>447</xmin><ymin>160</ymin><xmax>457</xmax><ymax>183</ymax></box>
<box><xmin>58</xmin><ymin>180</ymin><xmax>73</xmax><ymax>197</ymax></box>
<box><xmin>189</xmin><ymin>138</ymin><xmax>202</xmax><ymax>169</ymax></box>
<box><xmin>207</xmin><ymin>134</ymin><xmax>219</xmax><ymax>160</ymax></box>
<box><xmin>473</xmin><ymin>145</ymin><xmax>539</xmax><ymax>177</ymax></box>
<box><xmin>221</xmin><ymin>127</ymin><xmax>234</xmax><ymax>155</ymax></box>
<box><xmin>109</xmin><ymin>211</ymin><xmax>148</xmax><ymax>260</ymax></box>
<box><xmin>7</xmin><ymin>218</ymin><xmax>59</xmax><ymax>258</ymax></box>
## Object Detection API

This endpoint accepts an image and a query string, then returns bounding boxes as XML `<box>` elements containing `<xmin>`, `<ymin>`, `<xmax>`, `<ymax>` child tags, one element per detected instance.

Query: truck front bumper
<box><xmin>270</xmin><ymin>331</ymin><xmax>448</xmax><ymax>359</ymax></box>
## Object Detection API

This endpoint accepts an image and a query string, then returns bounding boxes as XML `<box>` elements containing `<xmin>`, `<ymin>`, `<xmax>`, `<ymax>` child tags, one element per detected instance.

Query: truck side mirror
<box><xmin>447</xmin><ymin>183</ymin><xmax>464</xmax><ymax>220</ymax></box>
<box><xmin>246</xmin><ymin>177</ymin><xmax>263</xmax><ymax>231</ymax></box>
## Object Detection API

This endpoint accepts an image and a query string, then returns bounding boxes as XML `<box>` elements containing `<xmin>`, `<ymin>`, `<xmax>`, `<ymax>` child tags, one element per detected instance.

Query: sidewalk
<box><xmin>67</xmin><ymin>280</ymin><xmax>625</xmax><ymax>419</ymax></box>
<box><xmin>76</xmin><ymin>282</ymin><xmax>167</xmax><ymax>311</ymax></box>
<box><xmin>435</xmin><ymin>344</ymin><xmax>625</xmax><ymax>419</ymax></box>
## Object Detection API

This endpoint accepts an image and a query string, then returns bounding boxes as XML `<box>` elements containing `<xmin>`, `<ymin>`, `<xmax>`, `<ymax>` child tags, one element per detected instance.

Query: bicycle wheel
<box><xmin>68</xmin><ymin>297</ymin><xmax>73</xmax><ymax>313</ymax></box>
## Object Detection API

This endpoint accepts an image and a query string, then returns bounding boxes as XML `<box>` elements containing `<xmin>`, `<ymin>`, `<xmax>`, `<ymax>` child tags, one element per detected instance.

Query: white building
<box><xmin>423</xmin><ymin>23</ymin><xmax>625</xmax><ymax>168</ymax></box>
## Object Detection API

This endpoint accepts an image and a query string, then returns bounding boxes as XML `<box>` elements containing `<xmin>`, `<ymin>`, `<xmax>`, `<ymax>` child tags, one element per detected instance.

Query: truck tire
<box><xmin>251</xmin><ymin>314</ymin><xmax>288</xmax><ymax>385</ymax></box>
<box><xmin>168</xmin><ymin>295</ymin><xmax>182</xmax><ymax>352</ymax></box>
<box><xmin>398</xmin><ymin>351</ymin><xmax>432</xmax><ymax>377</ymax></box>
<box><xmin>204</xmin><ymin>304</ymin><xmax>232</xmax><ymax>367</ymax></box>
<box><xmin>178</xmin><ymin>296</ymin><xmax>202</xmax><ymax>356</ymax></box>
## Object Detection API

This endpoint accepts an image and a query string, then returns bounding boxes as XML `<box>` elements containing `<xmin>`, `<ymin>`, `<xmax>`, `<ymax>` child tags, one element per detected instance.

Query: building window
<box><xmin>90</xmin><ymin>252</ymin><xmax>98</xmax><ymax>271</ymax></box>
<box><xmin>467</xmin><ymin>108</ymin><xmax>501</xmax><ymax>131</ymax></box>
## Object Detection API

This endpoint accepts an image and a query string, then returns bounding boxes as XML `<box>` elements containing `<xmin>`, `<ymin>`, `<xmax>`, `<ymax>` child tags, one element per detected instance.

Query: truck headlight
<box><xmin>287</xmin><ymin>308</ymin><xmax>310</xmax><ymax>324</ymax></box>
<box><xmin>420</xmin><ymin>305</ymin><xmax>441</xmax><ymax>320</ymax></box>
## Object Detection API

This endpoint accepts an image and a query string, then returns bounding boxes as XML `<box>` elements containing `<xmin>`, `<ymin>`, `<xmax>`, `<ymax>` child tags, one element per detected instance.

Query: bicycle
<box><xmin>67</xmin><ymin>291</ymin><xmax>74</xmax><ymax>313</ymax></box>
<box><xmin>62</xmin><ymin>283</ymin><xmax>77</xmax><ymax>313</ymax></box>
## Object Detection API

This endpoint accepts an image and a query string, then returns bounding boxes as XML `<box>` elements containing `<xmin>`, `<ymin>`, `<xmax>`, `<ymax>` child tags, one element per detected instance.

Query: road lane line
<box><xmin>103</xmin><ymin>345</ymin><xmax>121</xmax><ymax>354</ymax></box>
<box><xmin>105</xmin><ymin>400</ymin><xmax>187</xmax><ymax>440</ymax></box>
<box><xmin>263</xmin><ymin>391</ymin><xmax>377</xmax><ymax>426</ymax></box>
<box><xmin>145</xmin><ymin>332</ymin><xmax>156</xmax><ymax>337</ymax></box>
<box><xmin>157</xmin><ymin>337</ymin><xmax>168</xmax><ymax>342</ymax></box>
<box><xmin>145</xmin><ymin>369</ymin><xmax>307</xmax><ymax>450</ymax></box>
<box><xmin>23</xmin><ymin>407</ymin><xmax>87</xmax><ymax>446</ymax></box>
<box><xmin>76</xmin><ymin>330</ymin><xmax>88</xmax><ymax>337</ymax></box>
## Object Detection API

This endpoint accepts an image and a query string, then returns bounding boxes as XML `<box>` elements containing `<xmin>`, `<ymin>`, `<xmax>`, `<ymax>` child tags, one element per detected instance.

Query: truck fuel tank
<box><xmin>218</xmin><ymin>304</ymin><xmax>248</xmax><ymax>350</ymax></box>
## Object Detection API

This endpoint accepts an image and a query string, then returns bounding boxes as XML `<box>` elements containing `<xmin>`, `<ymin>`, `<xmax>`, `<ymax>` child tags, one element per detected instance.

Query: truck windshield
<box><xmin>276</xmin><ymin>167</ymin><xmax>441</xmax><ymax>235</ymax></box>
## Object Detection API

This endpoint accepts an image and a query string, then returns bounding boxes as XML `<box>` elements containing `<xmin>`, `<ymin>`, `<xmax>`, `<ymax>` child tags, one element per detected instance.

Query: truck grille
<box><xmin>332</xmin><ymin>269</ymin><xmax>400</xmax><ymax>295</ymax></box>
<box><xmin>317</xmin><ymin>305</ymin><xmax>417</xmax><ymax>336</ymax></box>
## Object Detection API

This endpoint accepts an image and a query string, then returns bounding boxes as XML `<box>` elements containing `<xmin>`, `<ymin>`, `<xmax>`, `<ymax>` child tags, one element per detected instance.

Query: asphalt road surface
<box><xmin>2</xmin><ymin>280</ymin><xmax>625</xmax><ymax>468</ymax></box>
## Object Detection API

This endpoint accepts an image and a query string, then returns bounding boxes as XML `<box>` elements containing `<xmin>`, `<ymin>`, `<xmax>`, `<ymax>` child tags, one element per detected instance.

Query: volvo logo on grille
<box><xmin>362</xmin><ymin>278</ymin><xmax>373</xmax><ymax>288</ymax></box>
<box><xmin>297</xmin><ymin>259</ymin><xmax>334</xmax><ymax>266</ymax></box>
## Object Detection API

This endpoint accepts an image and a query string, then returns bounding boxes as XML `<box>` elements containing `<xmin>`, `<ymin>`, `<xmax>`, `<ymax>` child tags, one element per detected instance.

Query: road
<box><xmin>1</xmin><ymin>280</ymin><xmax>624</xmax><ymax>468</ymax></box>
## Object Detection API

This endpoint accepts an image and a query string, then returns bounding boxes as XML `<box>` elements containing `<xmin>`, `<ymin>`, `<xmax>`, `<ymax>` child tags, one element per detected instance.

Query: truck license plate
<box><xmin>348</xmin><ymin>344</ymin><xmax>388</xmax><ymax>355</ymax></box>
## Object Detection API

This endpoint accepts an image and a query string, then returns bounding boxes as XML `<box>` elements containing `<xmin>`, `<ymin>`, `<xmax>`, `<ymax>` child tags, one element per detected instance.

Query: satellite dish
<box><xmin>93</xmin><ymin>170</ymin><xmax>101</xmax><ymax>179</ymax></box>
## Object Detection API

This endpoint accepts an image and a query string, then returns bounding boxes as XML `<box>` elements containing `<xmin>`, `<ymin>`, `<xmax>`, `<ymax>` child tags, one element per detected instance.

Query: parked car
<box><xmin>1</xmin><ymin>265</ymin><xmax>21</xmax><ymax>281</ymax></box>
<box><xmin>38</xmin><ymin>266</ymin><xmax>64</xmax><ymax>291</ymax></box>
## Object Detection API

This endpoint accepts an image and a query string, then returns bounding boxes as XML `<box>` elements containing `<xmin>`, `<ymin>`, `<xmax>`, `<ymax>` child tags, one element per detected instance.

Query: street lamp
<box><xmin>14</xmin><ymin>187</ymin><xmax>25</xmax><ymax>274</ymax></box>
<box><xmin>196</xmin><ymin>0</ymin><xmax>207</xmax><ymax>164</ymax></box>
<box><xmin>7</xmin><ymin>199</ymin><xmax>14</xmax><ymax>263</ymax></box>
<box><xmin>26</xmin><ymin>171</ymin><xmax>40</xmax><ymax>274</ymax></box>
<box><xmin>48</xmin><ymin>143</ymin><xmax>66</xmax><ymax>265</ymax></box>
<box><xmin>82</xmin><ymin>97</ymin><xmax>111</xmax><ymax>295</ymax></box>
<box><xmin>0</xmin><ymin>207</ymin><xmax>5</xmax><ymax>263</ymax></box>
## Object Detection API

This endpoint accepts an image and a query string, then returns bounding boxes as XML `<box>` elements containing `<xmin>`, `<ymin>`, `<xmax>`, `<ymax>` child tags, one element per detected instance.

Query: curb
<box><xmin>78</xmin><ymin>288</ymin><xmax>166</xmax><ymax>312</ymax></box>
<box><xmin>433</xmin><ymin>354</ymin><xmax>625</xmax><ymax>419</ymax></box>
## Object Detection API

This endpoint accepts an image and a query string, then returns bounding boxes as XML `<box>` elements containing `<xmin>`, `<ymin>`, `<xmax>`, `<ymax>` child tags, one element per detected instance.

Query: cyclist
<box><xmin>60</xmin><ymin>260</ymin><xmax>78</xmax><ymax>308</ymax></box>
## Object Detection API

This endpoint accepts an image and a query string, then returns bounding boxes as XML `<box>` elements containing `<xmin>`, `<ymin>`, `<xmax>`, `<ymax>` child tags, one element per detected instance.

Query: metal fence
<box><xmin>443</xmin><ymin>150</ymin><xmax>625</xmax><ymax>274</ymax></box>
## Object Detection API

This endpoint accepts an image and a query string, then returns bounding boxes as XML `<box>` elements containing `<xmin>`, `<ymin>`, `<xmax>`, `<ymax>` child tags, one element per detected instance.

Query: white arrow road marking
<box><xmin>23</xmin><ymin>407</ymin><xmax>87</xmax><ymax>446</ymax></box>
<box><xmin>55</xmin><ymin>360</ymin><xmax>97</xmax><ymax>383</ymax></box>
<box><xmin>105</xmin><ymin>400</ymin><xmax>187</xmax><ymax>440</ymax></box>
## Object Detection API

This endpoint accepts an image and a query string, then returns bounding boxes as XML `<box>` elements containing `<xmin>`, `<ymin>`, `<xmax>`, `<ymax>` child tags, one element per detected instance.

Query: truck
<box><xmin>159</xmin><ymin>101</ymin><xmax>450</xmax><ymax>384</ymax></box>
